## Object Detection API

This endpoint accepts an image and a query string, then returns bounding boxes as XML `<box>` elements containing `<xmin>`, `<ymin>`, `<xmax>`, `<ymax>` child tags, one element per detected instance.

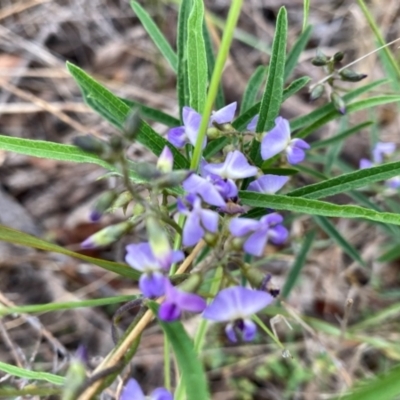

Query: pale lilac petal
<box><xmin>373</xmin><ymin>142</ymin><xmax>396</xmax><ymax>164</ymax></box>
<box><xmin>262</xmin><ymin>213</ymin><xmax>283</xmax><ymax>226</ymax></box>
<box><xmin>359</xmin><ymin>158</ymin><xmax>373</xmax><ymax>169</ymax></box>
<box><xmin>183</xmin><ymin>174</ymin><xmax>226</xmax><ymax>207</ymax></box>
<box><xmin>243</xmin><ymin>228</ymin><xmax>269</xmax><ymax>256</ymax></box>
<box><xmin>151</xmin><ymin>388</ymin><xmax>173</xmax><ymax>400</ymax></box>
<box><xmin>205</xmin><ymin>151</ymin><xmax>257</xmax><ymax>179</ymax></box>
<box><xmin>182</xmin><ymin>213</ymin><xmax>204</xmax><ymax>247</ymax></box>
<box><xmin>182</xmin><ymin>107</ymin><xmax>205</xmax><ymax>147</ymax></box>
<box><xmin>242</xmin><ymin>319</ymin><xmax>257</xmax><ymax>341</ymax></box>
<box><xmin>159</xmin><ymin>301</ymin><xmax>181</xmax><ymax>321</ymax></box>
<box><xmin>229</xmin><ymin>218</ymin><xmax>259</xmax><ymax>237</ymax></box>
<box><xmin>121</xmin><ymin>379</ymin><xmax>145</xmax><ymax>400</ymax></box>
<box><xmin>261</xmin><ymin>117</ymin><xmax>291</xmax><ymax>160</ymax></box>
<box><xmin>139</xmin><ymin>273</ymin><xmax>166</xmax><ymax>298</ymax></box>
<box><xmin>125</xmin><ymin>243</ymin><xmax>157</xmax><ymax>272</ymax></box>
<box><xmin>157</xmin><ymin>146</ymin><xmax>173</xmax><ymax>173</ymax></box>
<box><xmin>247</xmin><ymin>115</ymin><xmax>259</xmax><ymax>132</ymax></box>
<box><xmin>175</xmin><ymin>291</ymin><xmax>206</xmax><ymax>313</ymax></box>
<box><xmin>225</xmin><ymin>323</ymin><xmax>237</xmax><ymax>342</ymax></box>
<box><xmin>268</xmin><ymin>225</ymin><xmax>288</xmax><ymax>245</ymax></box>
<box><xmin>291</xmin><ymin>138</ymin><xmax>310</xmax><ymax>150</ymax></box>
<box><xmin>171</xmin><ymin>250</ymin><xmax>184</xmax><ymax>264</ymax></box>
<box><xmin>168</xmin><ymin>126</ymin><xmax>186</xmax><ymax>148</ymax></box>
<box><xmin>286</xmin><ymin>138</ymin><xmax>309</xmax><ymax>164</ymax></box>
<box><xmin>386</xmin><ymin>177</ymin><xmax>400</xmax><ymax>189</ymax></box>
<box><xmin>199</xmin><ymin>209</ymin><xmax>219</xmax><ymax>233</ymax></box>
<box><xmin>231</xmin><ymin>287</ymin><xmax>273</xmax><ymax>316</ymax></box>
<box><xmin>247</xmin><ymin>175</ymin><xmax>289</xmax><ymax>194</ymax></box>
<box><xmin>210</xmin><ymin>102</ymin><xmax>237</xmax><ymax>125</ymax></box>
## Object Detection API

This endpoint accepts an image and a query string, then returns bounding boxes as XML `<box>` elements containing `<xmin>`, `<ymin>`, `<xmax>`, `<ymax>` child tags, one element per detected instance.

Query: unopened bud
<box><xmin>203</xmin><ymin>231</ymin><xmax>218</xmax><ymax>247</ymax></box>
<box><xmin>73</xmin><ymin>135</ymin><xmax>108</xmax><ymax>156</ymax></box>
<box><xmin>309</xmin><ymin>84</ymin><xmax>325</xmax><ymax>101</ymax></box>
<box><xmin>146</xmin><ymin>215</ymin><xmax>171</xmax><ymax>268</ymax></box>
<box><xmin>62</xmin><ymin>347</ymin><xmax>87</xmax><ymax>400</ymax></box>
<box><xmin>333</xmin><ymin>51</ymin><xmax>344</xmax><ymax>62</ymax></box>
<box><xmin>81</xmin><ymin>221</ymin><xmax>133</xmax><ymax>248</ymax></box>
<box><xmin>154</xmin><ymin>170</ymin><xmax>192</xmax><ymax>188</ymax></box>
<box><xmin>123</xmin><ymin>108</ymin><xmax>142</xmax><ymax>140</ymax></box>
<box><xmin>230</xmin><ymin>237</ymin><xmax>245</xmax><ymax>251</ymax></box>
<box><xmin>207</xmin><ymin>126</ymin><xmax>221</xmax><ymax>140</ymax></box>
<box><xmin>157</xmin><ymin>146</ymin><xmax>174</xmax><ymax>173</ymax></box>
<box><xmin>241</xmin><ymin>265</ymin><xmax>265</xmax><ymax>288</ymax></box>
<box><xmin>90</xmin><ymin>191</ymin><xmax>118</xmax><ymax>221</ymax></box>
<box><xmin>132</xmin><ymin>162</ymin><xmax>163</xmax><ymax>180</ymax></box>
<box><xmin>339</xmin><ymin>69</ymin><xmax>368</xmax><ymax>82</ymax></box>
<box><xmin>179</xmin><ymin>273</ymin><xmax>202</xmax><ymax>293</ymax></box>
<box><xmin>311</xmin><ymin>49</ymin><xmax>328</xmax><ymax>66</ymax></box>
<box><xmin>133</xmin><ymin>202</ymin><xmax>145</xmax><ymax>216</ymax></box>
<box><xmin>112</xmin><ymin>191</ymin><xmax>133</xmax><ymax>213</ymax></box>
<box><xmin>331</xmin><ymin>92</ymin><xmax>346</xmax><ymax>115</ymax></box>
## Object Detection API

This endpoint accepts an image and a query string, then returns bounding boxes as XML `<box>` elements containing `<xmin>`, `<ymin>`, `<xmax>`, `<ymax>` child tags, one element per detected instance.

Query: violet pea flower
<box><xmin>247</xmin><ymin>174</ymin><xmax>289</xmax><ymax>194</ymax></box>
<box><xmin>372</xmin><ymin>142</ymin><xmax>396</xmax><ymax>164</ymax></box>
<box><xmin>203</xmin><ymin>286</ymin><xmax>274</xmax><ymax>342</ymax></box>
<box><xmin>120</xmin><ymin>378</ymin><xmax>172</xmax><ymax>400</ymax></box>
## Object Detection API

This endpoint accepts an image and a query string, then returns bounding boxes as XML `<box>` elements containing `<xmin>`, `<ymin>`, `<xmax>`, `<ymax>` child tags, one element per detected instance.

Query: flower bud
<box><xmin>241</xmin><ymin>265</ymin><xmax>265</xmax><ymax>288</ymax></box>
<box><xmin>330</xmin><ymin>92</ymin><xmax>346</xmax><ymax>115</ymax></box>
<box><xmin>154</xmin><ymin>170</ymin><xmax>192</xmax><ymax>189</ymax></box>
<box><xmin>178</xmin><ymin>273</ymin><xmax>202</xmax><ymax>293</ymax></box>
<box><xmin>81</xmin><ymin>221</ymin><xmax>133</xmax><ymax>248</ymax></box>
<box><xmin>73</xmin><ymin>135</ymin><xmax>108</xmax><ymax>156</ymax></box>
<box><xmin>146</xmin><ymin>215</ymin><xmax>171</xmax><ymax>268</ymax></box>
<box><xmin>311</xmin><ymin>49</ymin><xmax>328</xmax><ymax>66</ymax></box>
<box><xmin>123</xmin><ymin>107</ymin><xmax>142</xmax><ymax>141</ymax></box>
<box><xmin>309</xmin><ymin>84</ymin><xmax>325</xmax><ymax>101</ymax></box>
<box><xmin>62</xmin><ymin>346</ymin><xmax>87</xmax><ymax>400</ymax></box>
<box><xmin>206</xmin><ymin>126</ymin><xmax>221</xmax><ymax>140</ymax></box>
<box><xmin>203</xmin><ymin>231</ymin><xmax>218</xmax><ymax>247</ymax></box>
<box><xmin>132</xmin><ymin>162</ymin><xmax>163</xmax><ymax>180</ymax></box>
<box><xmin>333</xmin><ymin>51</ymin><xmax>344</xmax><ymax>62</ymax></box>
<box><xmin>112</xmin><ymin>191</ymin><xmax>133</xmax><ymax>213</ymax></box>
<box><xmin>90</xmin><ymin>191</ymin><xmax>118</xmax><ymax>221</ymax></box>
<box><xmin>157</xmin><ymin>146</ymin><xmax>174</xmax><ymax>173</ymax></box>
<box><xmin>339</xmin><ymin>69</ymin><xmax>368</xmax><ymax>82</ymax></box>
<box><xmin>231</xmin><ymin>236</ymin><xmax>245</xmax><ymax>251</ymax></box>
<box><xmin>133</xmin><ymin>202</ymin><xmax>145</xmax><ymax>216</ymax></box>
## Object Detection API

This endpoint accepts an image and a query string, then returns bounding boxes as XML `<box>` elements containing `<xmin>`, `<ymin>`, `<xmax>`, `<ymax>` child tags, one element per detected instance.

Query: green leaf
<box><xmin>311</xmin><ymin>121</ymin><xmax>373</xmax><ymax>149</ymax></box>
<box><xmin>239</xmin><ymin>192</ymin><xmax>400</xmax><ymax>225</ymax></box>
<box><xmin>378</xmin><ymin>243</ymin><xmax>400</xmax><ymax>263</ymax></box>
<box><xmin>119</xmin><ymin>97</ymin><xmax>180</xmax><ymax>127</ymax></box>
<box><xmin>203</xmin><ymin>137</ymin><xmax>230</xmax><ymax>159</ymax></box>
<box><xmin>177</xmin><ymin>0</ymin><xmax>192</xmax><ymax>114</ymax></box>
<box><xmin>187</xmin><ymin>0</ymin><xmax>208</xmax><ymax>112</ymax></box>
<box><xmin>290</xmin><ymin>79</ymin><xmax>389</xmax><ymax>132</ymax></box>
<box><xmin>240</xmin><ymin>66</ymin><xmax>266</xmax><ymax>113</ymax></box>
<box><xmin>302</xmin><ymin>0</ymin><xmax>311</xmax><ymax>32</ymax></box>
<box><xmin>130</xmin><ymin>1</ymin><xmax>177</xmax><ymax>72</ymax></box>
<box><xmin>67</xmin><ymin>62</ymin><xmax>189</xmax><ymax>169</ymax></box>
<box><xmin>313</xmin><ymin>216</ymin><xmax>366</xmax><ymax>266</ymax></box>
<box><xmin>256</xmin><ymin>7</ymin><xmax>287</xmax><ymax>132</ymax></box>
<box><xmin>282</xmin><ymin>76</ymin><xmax>311</xmax><ymax>102</ymax></box>
<box><xmin>284</xmin><ymin>25</ymin><xmax>312</xmax><ymax>81</ymax></box>
<box><xmin>0</xmin><ymin>224</ymin><xmax>140</xmax><ymax>280</ymax></box>
<box><xmin>281</xmin><ymin>230</ymin><xmax>315</xmax><ymax>299</ymax></box>
<box><xmin>295</xmin><ymin>96</ymin><xmax>400</xmax><ymax>140</ymax></box>
<box><xmin>287</xmin><ymin>160</ymin><xmax>400</xmax><ymax>200</ymax></box>
<box><xmin>0</xmin><ymin>361</ymin><xmax>64</xmax><ymax>385</ymax></box>
<box><xmin>147</xmin><ymin>301</ymin><xmax>210</xmax><ymax>400</ymax></box>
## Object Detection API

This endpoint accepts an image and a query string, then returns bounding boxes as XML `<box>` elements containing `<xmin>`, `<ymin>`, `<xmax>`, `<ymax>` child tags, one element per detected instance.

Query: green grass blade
<box><xmin>256</xmin><ymin>7</ymin><xmax>287</xmax><ymax>132</ymax></box>
<box><xmin>313</xmin><ymin>215</ymin><xmax>366</xmax><ymax>266</ymax></box>
<box><xmin>378</xmin><ymin>244</ymin><xmax>400</xmax><ymax>263</ymax></box>
<box><xmin>187</xmin><ymin>0</ymin><xmax>208</xmax><ymax>113</ymax></box>
<box><xmin>281</xmin><ymin>230</ymin><xmax>315</xmax><ymax>299</ymax></box>
<box><xmin>282</xmin><ymin>76</ymin><xmax>311</xmax><ymax>102</ymax></box>
<box><xmin>302</xmin><ymin>0</ymin><xmax>310</xmax><ymax>32</ymax></box>
<box><xmin>0</xmin><ymin>224</ymin><xmax>140</xmax><ymax>280</ymax></box>
<box><xmin>0</xmin><ymin>361</ymin><xmax>64</xmax><ymax>385</ymax></box>
<box><xmin>287</xmin><ymin>159</ymin><xmax>400</xmax><ymax>200</ymax></box>
<box><xmin>147</xmin><ymin>301</ymin><xmax>210</xmax><ymax>400</ymax></box>
<box><xmin>130</xmin><ymin>1</ymin><xmax>178</xmax><ymax>72</ymax></box>
<box><xmin>284</xmin><ymin>25</ymin><xmax>312</xmax><ymax>81</ymax></box>
<box><xmin>240</xmin><ymin>66</ymin><xmax>267</xmax><ymax>113</ymax></box>
<box><xmin>311</xmin><ymin>121</ymin><xmax>373</xmax><ymax>149</ymax></box>
<box><xmin>239</xmin><ymin>192</ymin><xmax>400</xmax><ymax>225</ymax></box>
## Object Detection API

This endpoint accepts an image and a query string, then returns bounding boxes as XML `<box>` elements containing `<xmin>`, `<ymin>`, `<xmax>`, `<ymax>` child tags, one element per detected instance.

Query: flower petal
<box><xmin>159</xmin><ymin>301</ymin><xmax>181</xmax><ymax>321</ymax></box>
<box><xmin>121</xmin><ymin>379</ymin><xmax>145</xmax><ymax>400</ymax></box>
<box><xmin>243</xmin><ymin>228</ymin><xmax>269</xmax><ymax>256</ymax></box>
<box><xmin>182</xmin><ymin>106</ymin><xmax>205</xmax><ymax>147</ymax></box>
<box><xmin>225</xmin><ymin>322</ymin><xmax>238</xmax><ymax>343</ymax></box>
<box><xmin>139</xmin><ymin>272</ymin><xmax>166</xmax><ymax>298</ymax></box>
<box><xmin>183</xmin><ymin>174</ymin><xmax>226</xmax><ymax>207</ymax></box>
<box><xmin>247</xmin><ymin>175</ymin><xmax>289</xmax><ymax>194</ymax></box>
<box><xmin>175</xmin><ymin>291</ymin><xmax>207</xmax><ymax>313</ymax></box>
<box><xmin>210</xmin><ymin>102</ymin><xmax>237</xmax><ymax>125</ymax></box>
<box><xmin>182</xmin><ymin>213</ymin><xmax>204</xmax><ymax>247</ymax></box>
<box><xmin>359</xmin><ymin>158</ymin><xmax>373</xmax><ymax>169</ymax></box>
<box><xmin>373</xmin><ymin>142</ymin><xmax>396</xmax><ymax>164</ymax></box>
<box><xmin>205</xmin><ymin>151</ymin><xmax>257</xmax><ymax>179</ymax></box>
<box><xmin>229</xmin><ymin>218</ymin><xmax>259</xmax><ymax>237</ymax></box>
<box><xmin>268</xmin><ymin>225</ymin><xmax>288</xmax><ymax>245</ymax></box>
<box><xmin>261</xmin><ymin>116</ymin><xmax>291</xmax><ymax>160</ymax></box>
<box><xmin>167</xmin><ymin>126</ymin><xmax>186</xmax><ymax>148</ymax></box>
<box><xmin>286</xmin><ymin>138</ymin><xmax>309</xmax><ymax>164</ymax></box>
<box><xmin>241</xmin><ymin>319</ymin><xmax>257</xmax><ymax>341</ymax></box>
<box><xmin>200</xmin><ymin>209</ymin><xmax>219</xmax><ymax>233</ymax></box>
<box><xmin>151</xmin><ymin>388</ymin><xmax>174</xmax><ymax>400</ymax></box>
<box><xmin>125</xmin><ymin>242</ymin><xmax>158</xmax><ymax>272</ymax></box>
<box><xmin>247</xmin><ymin>115</ymin><xmax>259</xmax><ymax>132</ymax></box>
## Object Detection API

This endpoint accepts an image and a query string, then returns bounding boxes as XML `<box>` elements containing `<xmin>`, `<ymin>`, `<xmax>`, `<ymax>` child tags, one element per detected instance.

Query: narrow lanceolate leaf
<box><xmin>203</xmin><ymin>137</ymin><xmax>230</xmax><ymax>159</ymax></box>
<box><xmin>187</xmin><ymin>0</ymin><xmax>208</xmax><ymax>112</ymax></box>
<box><xmin>239</xmin><ymin>192</ymin><xmax>400</xmax><ymax>225</ymax></box>
<box><xmin>281</xmin><ymin>230</ymin><xmax>315</xmax><ymax>299</ymax></box>
<box><xmin>0</xmin><ymin>361</ymin><xmax>64</xmax><ymax>385</ymax></box>
<box><xmin>147</xmin><ymin>302</ymin><xmax>210</xmax><ymax>400</ymax></box>
<box><xmin>130</xmin><ymin>1</ymin><xmax>178</xmax><ymax>72</ymax></box>
<box><xmin>0</xmin><ymin>224</ymin><xmax>140</xmax><ymax>280</ymax></box>
<box><xmin>256</xmin><ymin>7</ymin><xmax>287</xmax><ymax>132</ymax></box>
<box><xmin>287</xmin><ymin>160</ymin><xmax>400</xmax><ymax>200</ymax></box>
<box><xmin>240</xmin><ymin>66</ymin><xmax>267</xmax><ymax>113</ymax></box>
<box><xmin>67</xmin><ymin>62</ymin><xmax>189</xmax><ymax>169</ymax></box>
<box><xmin>290</xmin><ymin>79</ymin><xmax>389</xmax><ymax>131</ymax></box>
<box><xmin>284</xmin><ymin>25</ymin><xmax>312</xmax><ymax>81</ymax></box>
<box><xmin>177</xmin><ymin>0</ymin><xmax>192</xmax><ymax>115</ymax></box>
<box><xmin>311</xmin><ymin>121</ymin><xmax>373</xmax><ymax>149</ymax></box>
<box><xmin>281</xmin><ymin>76</ymin><xmax>311</xmax><ymax>102</ymax></box>
<box><xmin>313</xmin><ymin>216</ymin><xmax>366</xmax><ymax>267</ymax></box>
<box><xmin>295</xmin><ymin>96</ymin><xmax>400</xmax><ymax>139</ymax></box>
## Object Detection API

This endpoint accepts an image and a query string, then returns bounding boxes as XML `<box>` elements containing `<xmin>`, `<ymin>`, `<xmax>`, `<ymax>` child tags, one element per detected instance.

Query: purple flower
<box><xmin>121</xmin><ymin>378</ymin><xmax>172</xmax><ymax>400</ymax></box>
<box><xmin>247</xmin><ymin>115</ymin><xmax>258</xmax><ymax>132</ymax></box>
<box><xmin>260</xmin><ymin>117</ymin><xmax>310</xmax><ymax>165</ymax></box>
<box><xmin>125</xmin><ymin>242</ymin><xmax>183</xmax><ymax>298</ymax></box>
<box><xmin>247</xmin><ymin>175</ymin><xmax>289</xmax><ymax>194</ymax></box>
<box><xmin>203</xmin><ymin>286</ymin><xmax>273</xmax><ymax>342</ymax></box>
<box><xmin>372</xmin><ymin>142</ymin><xmax>396</xmax><ymax>164</ymax></box>
<box><xmin>204</xmin><ymin>151</ymin><xmax>258</xmax><ymax>180</ymax></box>
<box><xmin>178</xmin><ymin>195</ymin><xmax>219</xmax><ymax>246</ymax></box>
<box><xmin>210</xmin><ymin>102</ymin><xmax>237</xmax><ymax>125</ymax></box>
<box><xmin>386</xmin><ymin>176</ymin><xmax>400</xmax><ymax>189</ymax></box>
<box><xmin>229</xmin><ymin>213</ymin><xmax>288</xmax><ymax>256</ymax></box>
<box><xmin>359</xmin><ymin>158</ymin><xmax>373</xmax><ymax>169</ymax></box>
<box><xmin>159</xmin><ymin>279</ymin><xmax>206</xmax><ymax>321</ymax></box>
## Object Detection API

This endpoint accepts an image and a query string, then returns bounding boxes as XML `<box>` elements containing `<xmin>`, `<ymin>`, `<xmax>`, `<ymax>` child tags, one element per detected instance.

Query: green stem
<box><xmin>164</xmin><ymin>335</ymin><xmax>171</xmax><ymax>390</ymax></box>
<box><xmin>252</xmin><ymin>315</ymin><xmax>285</xmax><ymax>350</ymax></box>
<box><xmin>190</xmin><ymin>0</ymin><xmax>243</xmax><ymax>170</ymax></box>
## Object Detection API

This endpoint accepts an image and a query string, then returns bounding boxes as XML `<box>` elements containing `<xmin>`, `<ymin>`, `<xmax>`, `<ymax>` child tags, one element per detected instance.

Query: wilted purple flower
<box><xmin>125</xmin><ymin>242</ymin><xmax>183</xmax><ymax>298</ymax></box>
<box><xmin>168</xmin><ymin>102</ymin><xmax>237</xmax><ymax>149</ymax></box>
<box><xmin>178</xmin><ymin>194</ymin><xmax>219</xmax><ymax>246</ymax></box>
<box><xmin>372</xmin><ymin>142</ymin><xmax>396</xmax><ymax>164</ymax></box>
<box><xmin>247</xmin><ymin>174</ymin><xmax>289</xmax><ymax>194</ymax></box>
<box><xmin>203</xmin><ymin>286</ymin><xmax>273</xmax><ymax>342</ymax></box>
<box><xmin>259</xmin><ymin>117</ymin><xmax>310</xmax><ymax>165</ymax></box>
<box><xmin>159</xmin><ymin>279</ymin><xmax>206</xmax><ymax>321</ymax></box>
<box><xmin>205</xmin><ymin>150</ymin><xmax>258</xmax><ymax>179</ymax></box>
<box><xmin>121</xmin><ymin>378</ymin><xmax>172</xmax><ymax>400</ymax></box>
<box><xmin>229</xmin><ymin>213</ymin><xmax>288</xmax><ymax>256</ymax></box>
